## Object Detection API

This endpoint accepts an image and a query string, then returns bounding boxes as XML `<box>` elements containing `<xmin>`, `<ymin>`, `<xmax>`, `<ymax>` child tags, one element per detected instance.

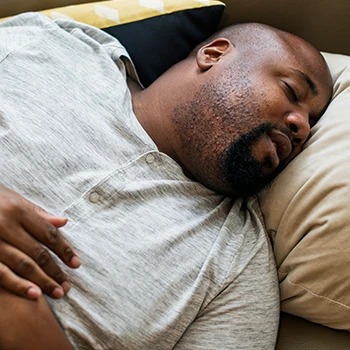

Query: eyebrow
<box><xmin>292</xmin><ymin>69</ymin><xmax>318</xmax><ymax>96</ymax></box>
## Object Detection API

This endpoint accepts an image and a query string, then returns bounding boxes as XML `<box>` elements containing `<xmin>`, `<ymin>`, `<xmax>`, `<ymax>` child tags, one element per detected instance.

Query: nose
<box><xmin>285</xmin><ymin>111</ymin><xmax>310</xmax><ymax>145</ymax></box>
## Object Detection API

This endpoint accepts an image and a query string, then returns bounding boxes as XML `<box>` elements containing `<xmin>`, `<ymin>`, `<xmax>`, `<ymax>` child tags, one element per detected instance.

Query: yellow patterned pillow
<box><xmin>33</xmin><ymin>0</ymin><xmax>225</xmax><ymax>29</ymax></box>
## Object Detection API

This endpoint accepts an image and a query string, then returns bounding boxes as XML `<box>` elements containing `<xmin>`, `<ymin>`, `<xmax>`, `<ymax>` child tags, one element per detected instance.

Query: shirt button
<box><xmin>145</xmin><ymin>154</ymin><xmax>155</xmax><ymax>164</ymax></box>
<box><xmin>89</xmin><ymin>191</ymin><xmax>100</xmax><ymax>203</ymax></box>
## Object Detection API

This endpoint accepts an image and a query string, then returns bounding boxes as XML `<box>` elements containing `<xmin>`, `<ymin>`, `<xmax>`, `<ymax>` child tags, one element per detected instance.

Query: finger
<box><xmin>33</xmin><ymin>205</ymin><xmax>68</xmax><ymax>228</ymax></box>
<box><xmin>0</xmin><ymin>241</ymin><xmax>68</xmax><ymax>298</ymax></box>
<box><xmin>43</xmin><ymin>216</ymin><xmax>68</xmax><ymax>229</ymax></box>
<box><xmin>21</xmin><ymin>206</ymin><xmax>80</xmax><ymax>269</ymax></box>
<box><xmin>0</xmin><ymin>261</ymin><xmax>42</xmax><ymax>299</ymax></box>
<box><xmin>0</xmin><ymin>207</ymin><xmax>73</xmax><ymax>293</ymax></box>
<box><xmin>1</xmin><ymin>230</ymin><xmax>71</xmax><ymax>293</ymax></box>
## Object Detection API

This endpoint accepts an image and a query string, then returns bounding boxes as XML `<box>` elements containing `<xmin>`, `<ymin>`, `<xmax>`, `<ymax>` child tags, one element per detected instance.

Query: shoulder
<box><xmin>175</xmin><ymin>197</ymin><xmax>280</xmax><ymax>349</ymax></box>
<box><xmin>225</xmin><ymin>197</ymin><xmax>279</xmax><ymax>304</ymax></box>
<box><xmin>0</xmin><ymin>12</ymin><xmax>57</xmax><ymax>30</ymax></box>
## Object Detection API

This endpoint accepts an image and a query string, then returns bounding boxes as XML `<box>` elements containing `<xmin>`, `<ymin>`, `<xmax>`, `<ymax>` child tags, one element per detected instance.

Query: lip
<box><xmin>267</xmin><ymin>129</ymin><xmax>293</xmax><ymax>164</ymax></box>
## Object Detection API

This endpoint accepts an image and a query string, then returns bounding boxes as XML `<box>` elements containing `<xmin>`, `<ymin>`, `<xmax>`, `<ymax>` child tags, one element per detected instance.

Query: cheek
<box><xmin>258</xmin><ymin>92</ymin><xmax>281</xmax><ymax>121</ymax></box>
<box><xmin>171</xmin><ymin>76</ymin><xmax>279</xmax><ymax>187</ymax></box>
<box><xmin>252</xmin><ymin>78</ymin><xmax>291</xmax><ymax>125</ymax></box>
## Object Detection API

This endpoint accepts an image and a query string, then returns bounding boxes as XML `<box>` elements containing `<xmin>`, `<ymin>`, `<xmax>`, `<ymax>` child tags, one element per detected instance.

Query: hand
<box><xmin>0</xmin><ymin>185</ymin><xmax>80</xmax><ymax>299</ymax></box>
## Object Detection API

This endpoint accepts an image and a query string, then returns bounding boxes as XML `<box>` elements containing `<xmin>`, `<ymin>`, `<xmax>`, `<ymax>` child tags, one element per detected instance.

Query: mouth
<box><xmin>265</xmin><ymin>129</ymin><xmax>293</xmax><ymax>167</ymax></box>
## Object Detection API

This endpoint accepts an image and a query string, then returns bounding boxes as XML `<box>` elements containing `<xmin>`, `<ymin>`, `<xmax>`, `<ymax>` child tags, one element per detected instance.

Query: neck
<box><xmin>127</xmin><ymin>57</ymin><xmax>198</xmax><ymax>169</ymax></box>
<box><xmin>127</xmin><ymin>77</ymin><xmax>178</xmax><ymax>161</ymax></box>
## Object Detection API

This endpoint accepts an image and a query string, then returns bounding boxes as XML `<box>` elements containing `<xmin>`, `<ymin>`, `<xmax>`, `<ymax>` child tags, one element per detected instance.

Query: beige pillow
<box><xmin>258</xmin><ymin>52</ymin><xmax>350</xmax><ymax>331</ymax></box>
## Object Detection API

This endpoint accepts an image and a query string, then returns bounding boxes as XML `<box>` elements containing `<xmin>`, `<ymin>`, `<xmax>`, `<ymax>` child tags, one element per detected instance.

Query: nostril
<box><xmin>294</xmin><ymin>138</ymin><xmax>302</xmax><ymax>144</ymax></box>
<box><xmin>290</xmin><ymin>124</ymin><xmax>298</xmax><ymax>133</ymax></box>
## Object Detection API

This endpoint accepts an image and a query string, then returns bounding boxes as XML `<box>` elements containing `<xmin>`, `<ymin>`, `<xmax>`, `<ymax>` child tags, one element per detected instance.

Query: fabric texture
<box><xmin>1</xmin><ymin>0</ymin><xmax>225</xmax><ymax>87</ymax></box>
<box><xmin>258</xmin><ymin>52</ymin><xmax>350</xmax><ymax>331</ymax></box>
<box><xmin>0</xmin><ymin>13</ymin><xmax>279</xmax><ymax>350</ymax></box>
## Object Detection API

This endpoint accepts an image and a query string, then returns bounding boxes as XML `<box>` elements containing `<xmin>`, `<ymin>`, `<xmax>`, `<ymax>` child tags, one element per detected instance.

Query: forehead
<box><xmin>246</xmin><ymin>32</ymin><xmax>332</xmax><ymax>99</ymax></box>
<box><xmin>277</xmin><ymin>33</ymin><xmax>330</xmax><ymax>80</ymax></box>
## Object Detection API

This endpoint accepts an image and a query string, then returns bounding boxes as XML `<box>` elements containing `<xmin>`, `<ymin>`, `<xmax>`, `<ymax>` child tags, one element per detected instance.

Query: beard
<box><xmin>171</xmin><ymin>66</ymin><xmax>289</xmax><ymax>197</ymax></box>
<box><xmin>222</xmin><ymin>123</ymin><xmax>284</xmax><ymax>197</ymax></box>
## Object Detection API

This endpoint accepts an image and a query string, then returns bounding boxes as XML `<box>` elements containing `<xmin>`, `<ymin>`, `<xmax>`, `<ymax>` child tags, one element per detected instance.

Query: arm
<box><xmin>0</xmin><ymin>287</ymin><xmax>74</xmax><ymax>350</ymax></box>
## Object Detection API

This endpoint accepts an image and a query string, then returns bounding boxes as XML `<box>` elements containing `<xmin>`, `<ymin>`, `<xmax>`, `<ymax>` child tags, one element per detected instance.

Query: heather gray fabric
<box><xmin>0</xmin><ymin>13</ymin><xmax>280</xmax><ymax>350</ymax></box>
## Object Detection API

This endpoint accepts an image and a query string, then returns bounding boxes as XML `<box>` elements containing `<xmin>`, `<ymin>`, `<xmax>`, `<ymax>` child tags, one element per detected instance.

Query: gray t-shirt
<box><xmin>0</xmin><ymin>13</ymin><xmax>280</xmax><ymax>350</ymax></box>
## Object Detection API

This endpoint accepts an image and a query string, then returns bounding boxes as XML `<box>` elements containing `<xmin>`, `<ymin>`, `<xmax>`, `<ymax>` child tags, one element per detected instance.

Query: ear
<box><xmin>196</xmin><ymin>38</ymin><xmax>234</xmax><ymax>71</ymax></box>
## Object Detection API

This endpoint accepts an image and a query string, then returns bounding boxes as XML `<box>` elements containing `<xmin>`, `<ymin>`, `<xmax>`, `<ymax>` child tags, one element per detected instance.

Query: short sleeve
<box><xmin>174</xmin><ymin>217</ymin><xmax>280</xmax><ymax>350</ymax></box>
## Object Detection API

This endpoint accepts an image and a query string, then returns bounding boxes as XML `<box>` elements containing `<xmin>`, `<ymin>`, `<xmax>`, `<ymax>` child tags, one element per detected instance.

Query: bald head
<box><xmin>190</xmin><ymin>23</ymin><xmax>283</xmax><ymax>55</ymax></box>
<box><xmin>132</xmin><ymin>23</ymin><xmax>333</xmax><ymax>197</ymax></box>
<box><xmin>196</xmin><ymin>22</ymin><xmax>320</xmax><ymax>50</ymax></box>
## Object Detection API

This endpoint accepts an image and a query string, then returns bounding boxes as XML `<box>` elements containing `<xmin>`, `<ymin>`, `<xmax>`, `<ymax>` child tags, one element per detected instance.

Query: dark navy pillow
<box><xmin>103</xmin><ymin>5</ymin><xmax>225</xmax><ymax>87</ymax></box>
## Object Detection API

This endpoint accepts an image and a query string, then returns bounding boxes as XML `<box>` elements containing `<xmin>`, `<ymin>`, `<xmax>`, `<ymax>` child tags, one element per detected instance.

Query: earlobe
<box><xmin>196</xmin><ymin>38</ymin><xmax>233</xmax><ymax>71</ymax></box>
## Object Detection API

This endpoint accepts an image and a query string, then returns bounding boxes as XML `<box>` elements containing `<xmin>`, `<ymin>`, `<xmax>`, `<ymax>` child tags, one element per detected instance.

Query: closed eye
<box><xmin>284</xmin><ymin>82</ymin><xmax>298</xmax><ymax>103</ymax></box>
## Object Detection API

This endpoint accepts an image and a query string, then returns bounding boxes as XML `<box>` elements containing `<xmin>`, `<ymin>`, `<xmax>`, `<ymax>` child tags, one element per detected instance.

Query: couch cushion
<box><xmin>258</xmin><ymin>52</ymin><xmax>350</xmax><ymax>330</ymax></box>
<box><xmin>218</xmin><ymin>0</ymin><xmax>350</xmax><ymax>56</ymax></box>
<box><xmin>276</xmin><ymin>313</ymin><xmax>350</xmax><ymax>350</ymax></box>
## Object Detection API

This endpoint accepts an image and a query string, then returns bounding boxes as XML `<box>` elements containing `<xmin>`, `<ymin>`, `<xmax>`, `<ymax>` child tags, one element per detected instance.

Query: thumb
<box><xmin>34</xmin><ymin>206</ymin><xmax>68</xmax><ymax>228</ymax></box>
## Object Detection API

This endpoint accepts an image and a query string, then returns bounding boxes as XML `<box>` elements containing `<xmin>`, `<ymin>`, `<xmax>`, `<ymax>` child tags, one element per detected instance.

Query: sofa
<box><xmin>1</xmin><ymin>0</ymin><xmax>350</xmax><ymax>349</ymax></box>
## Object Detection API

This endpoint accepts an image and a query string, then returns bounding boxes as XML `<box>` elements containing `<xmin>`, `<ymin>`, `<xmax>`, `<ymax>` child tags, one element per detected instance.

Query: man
<box><xmin>0</xmin><ymin>12</ymin><xmax>332</xmax><ymax>350</ymax></box>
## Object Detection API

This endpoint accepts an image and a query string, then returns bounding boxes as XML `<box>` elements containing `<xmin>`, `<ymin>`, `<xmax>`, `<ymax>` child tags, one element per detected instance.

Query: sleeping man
<box><xmin>0</xmin><ymin>13</ymin><xmax>332</xmax><ymax>350</ymax></box>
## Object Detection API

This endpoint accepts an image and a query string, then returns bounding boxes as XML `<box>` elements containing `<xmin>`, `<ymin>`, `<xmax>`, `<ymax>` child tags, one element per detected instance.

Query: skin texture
<box><xmin>0</xmin><ymin>23</ymin><xmax>333</xmax><ymax>349</ymax></box>
<box><xmin>132</xmin><ymin>23</ymin><xmax>333</xmax><ymax>197</ymax></box>
<box><xmin>0</xmin><ymin>287</ymin><xmax>74</xmax><ymax>350</ymax></box>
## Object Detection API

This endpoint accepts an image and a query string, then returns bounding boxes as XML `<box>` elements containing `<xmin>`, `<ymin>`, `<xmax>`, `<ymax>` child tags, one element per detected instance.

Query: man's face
<box><xmin>172</xmin><ymin>34</ymin><xmax>332</xmax><ymax>196</ymax></box>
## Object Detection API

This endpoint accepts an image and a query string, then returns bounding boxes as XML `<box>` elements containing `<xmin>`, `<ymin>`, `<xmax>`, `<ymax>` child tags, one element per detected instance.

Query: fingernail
<box><xmin>52</xmin><ymin>287</ymin><xmax>64</xmax><ymax>299</ymax></box>
<box><xmin>27</xmin><ymin>287</ymin><xmax>42</xmax><ymax>299</ymax></box>
<box><xmin>61</xmin><ymin>281</ymin><xmax>71</xmax><ymax>294</ymax></box>
<box><xmin>70</xmin><ymin>255</ymin><xmax>81</xmax><ymax>268</ymax></box>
